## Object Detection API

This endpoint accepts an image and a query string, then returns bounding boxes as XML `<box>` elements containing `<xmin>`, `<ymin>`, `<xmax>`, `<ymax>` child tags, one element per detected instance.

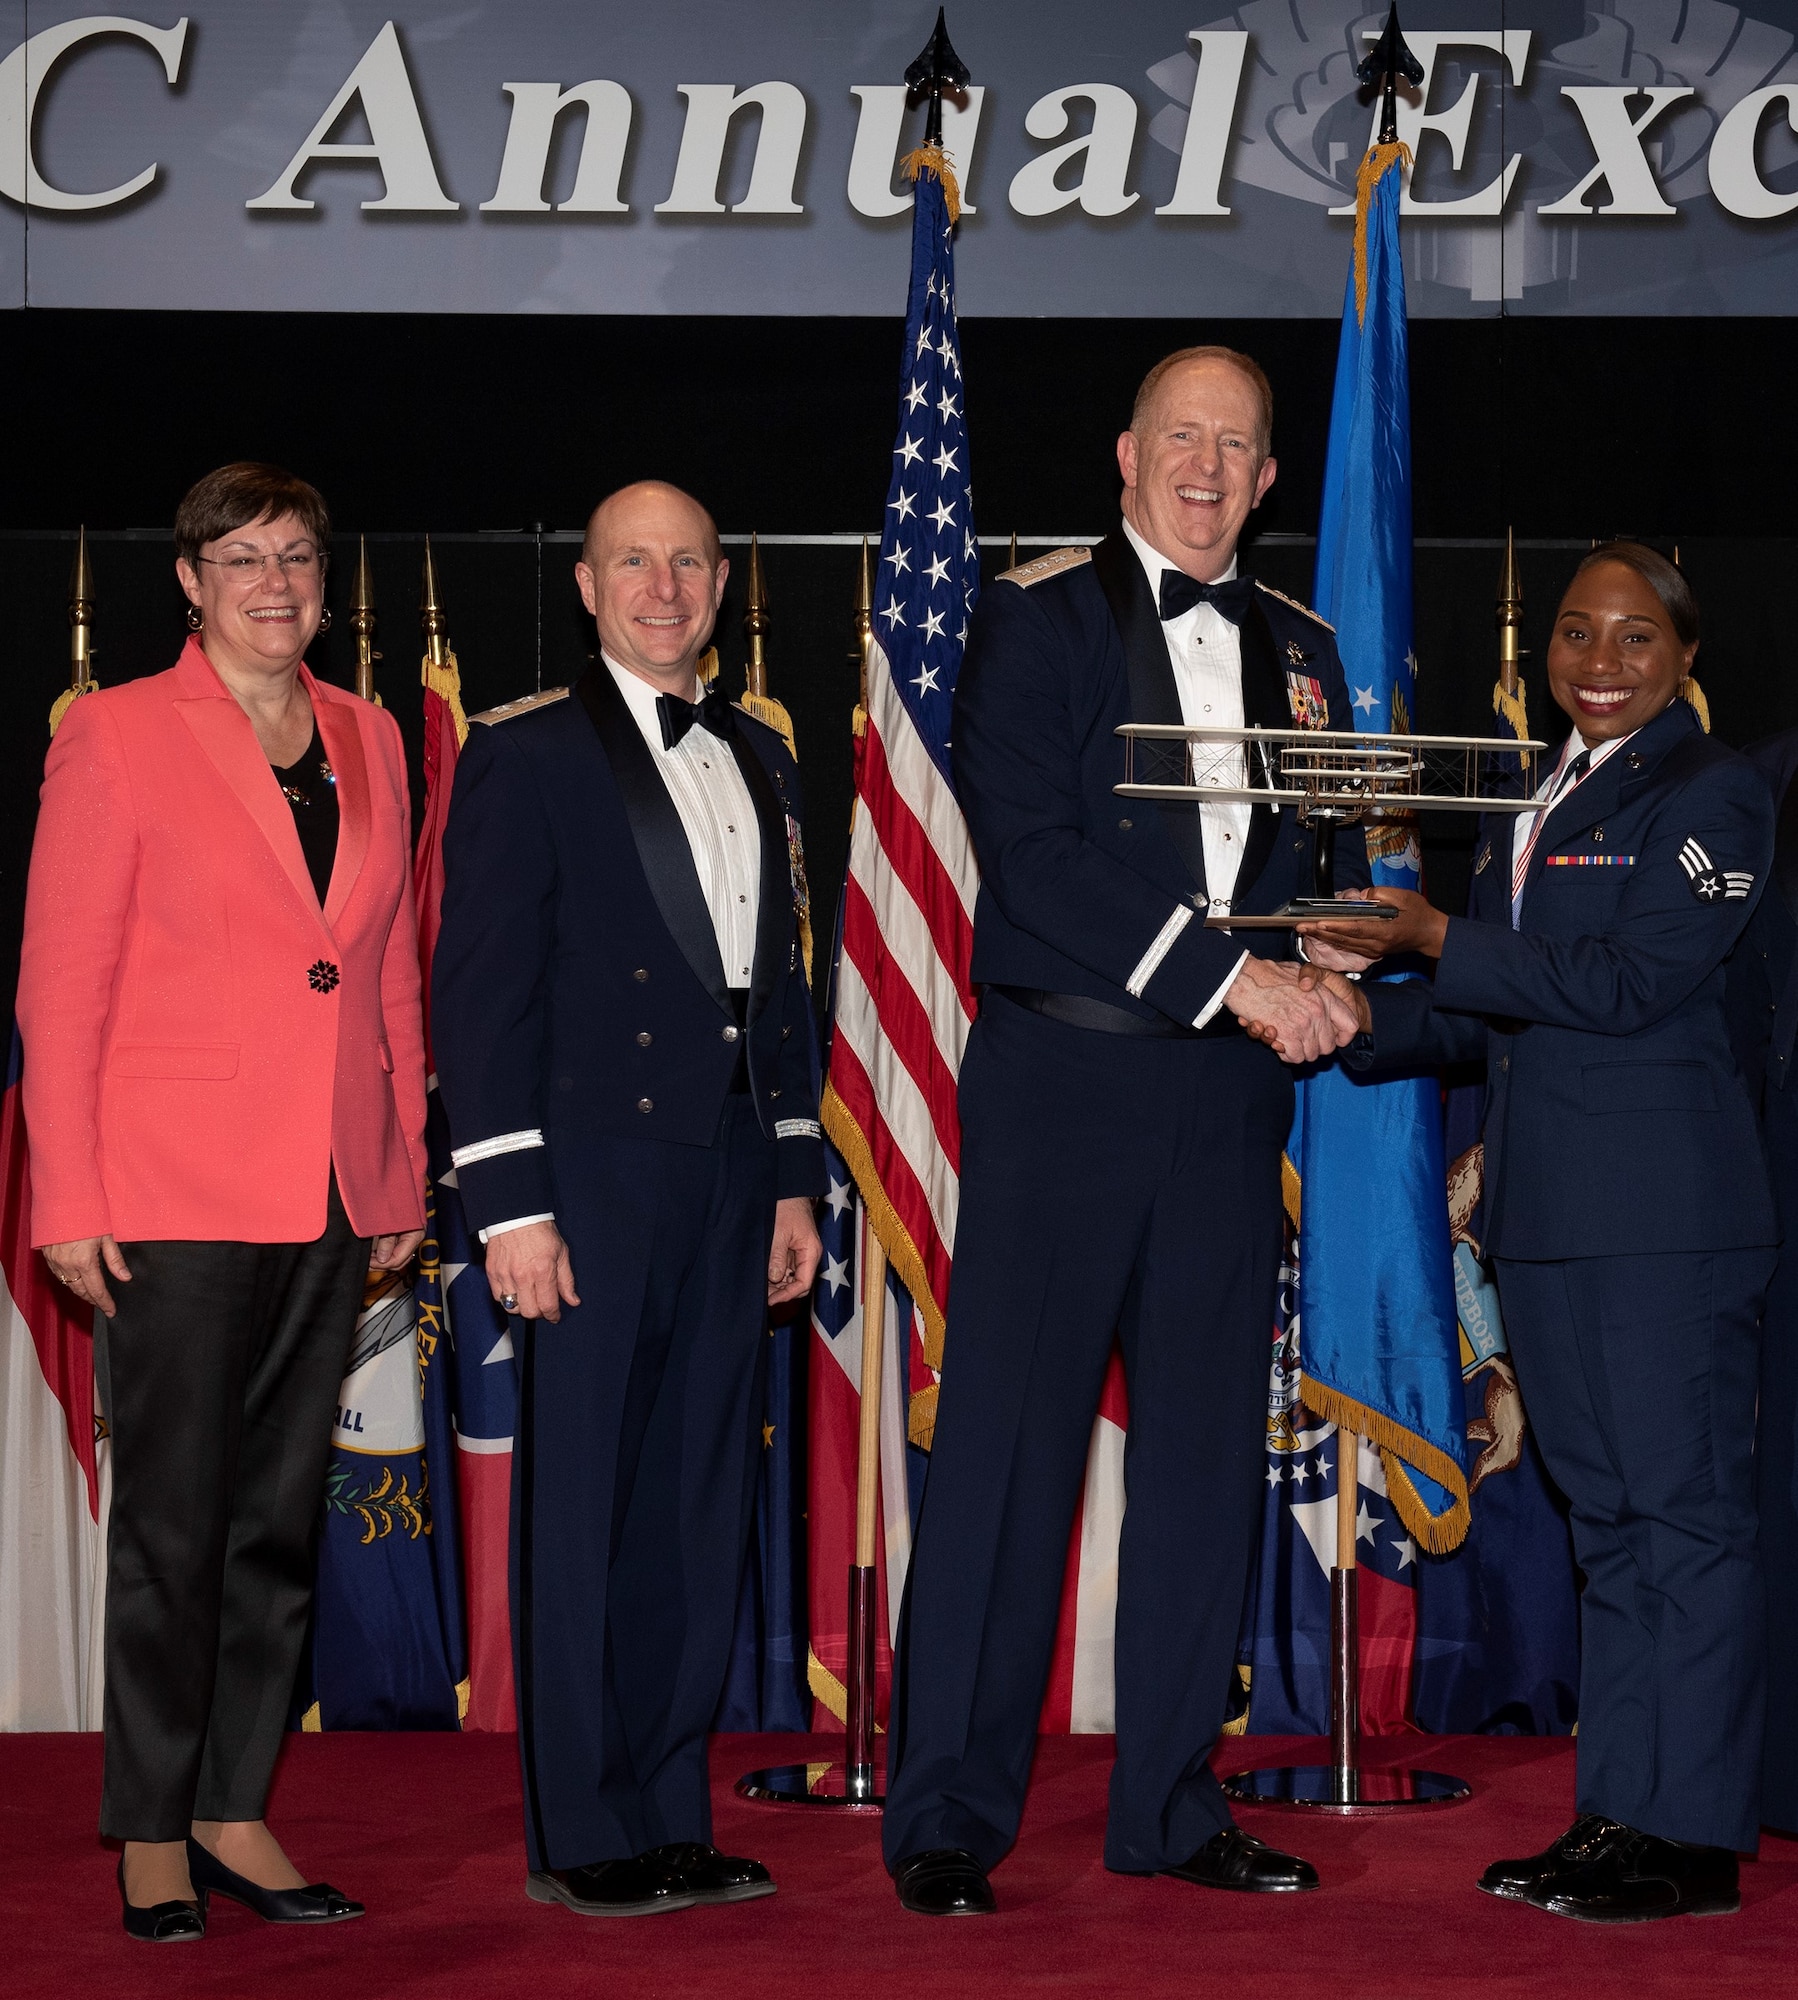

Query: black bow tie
<box><xmin>1158</xmin><ymin>570</ymin><xmax>1256</xmax><ymax>625</ymax></box>
<box><xmin>656</xmin><ymin>683</ymin><xmax>733</xmax><ymax>751</ymax></box>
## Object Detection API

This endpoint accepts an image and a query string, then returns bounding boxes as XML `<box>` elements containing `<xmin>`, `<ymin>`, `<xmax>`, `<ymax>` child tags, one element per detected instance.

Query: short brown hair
<box><xmin>174</xmin><ymin>463</ymin><xmax>330</xmax><ymax>568</ymax></box>
<box><xmin>1569</xmin><ymin>540</ymin><xmax>1699</xmax><ymax>648</ymax></box>
<box><xmin>1131</xmin><ymin>346</ymin><xmax>1274</xmax><ymax>451</ymax></box>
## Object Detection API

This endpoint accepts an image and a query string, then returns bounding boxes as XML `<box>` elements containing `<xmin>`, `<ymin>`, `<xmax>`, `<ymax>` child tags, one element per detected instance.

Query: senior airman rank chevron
<box><xmin>1678</xmin><ymin>836</ymin><xmax>1754</xmax><ymax>902</ymax></box>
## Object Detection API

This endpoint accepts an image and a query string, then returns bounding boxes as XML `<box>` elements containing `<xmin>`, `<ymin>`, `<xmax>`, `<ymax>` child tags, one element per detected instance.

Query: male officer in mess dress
<box><xmin>882</xmin><ymin>347</ymin><xmax>1367</xmax><ymax>1915</ymax></box>
<box><xmin>431</xmin><ymin>482</ymin><xmax>824</xmax><ymax>1916</ymax></box>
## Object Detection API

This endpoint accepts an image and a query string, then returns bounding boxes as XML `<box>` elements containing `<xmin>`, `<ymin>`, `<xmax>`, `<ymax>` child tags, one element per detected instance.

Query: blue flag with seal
<box><xmin>1297</xmin><ymin>127</ymin><xmax>1469</xmax><ymax>1556</ymax></box>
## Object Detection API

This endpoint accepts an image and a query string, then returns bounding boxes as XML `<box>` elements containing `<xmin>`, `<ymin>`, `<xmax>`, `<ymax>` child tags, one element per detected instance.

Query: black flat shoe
<box><xmin>118</xmin><ymin>1857</ymin><xmax>206</xmax><ymax>1942</ymax></box>
<box><xmin>1479</xmin><ymin>1815</ymin><xmax>1623</xmax><ymax>1901</ymax></box>
<box><xmin>1162</xmin><ymin>1826</ymin><xmax>1319</xmax><ymax>1893</ymax></box>
<box><xmin>526</xmin><ymin>1856</ymin><xmax>697</xmax><ymax>1917</ymax></box>
<box><xmin>893</xmin><ymin>1848</ymin><xmax>997</xmax><ymax>1916</ymax></box>
<box><xmin>1526</xmin><ymin>1828</ymin><xmax>1739</xmax><ymax>1924</ymax></box>
<box><xmin>643</xmin><ymin>1841</ymin><xmax>776</xmax><ymax>1904</ymax></box>
<box><xmin>185</xmin><ymin>1840</ymin><xmax>363</xmax><ymax>1923</ymax></box>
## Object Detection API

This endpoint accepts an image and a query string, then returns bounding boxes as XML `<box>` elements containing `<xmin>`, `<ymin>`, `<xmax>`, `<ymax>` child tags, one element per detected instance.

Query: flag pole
<box><xmin>1330</xmin><ymin>1426</ymin><xmax>1360</xmax><ymax>1793</ymax></box>
<box><xmin>737</xmin><ymin>529</ymin><xmax>895</xmax><ymax>1813</ymax></box>
<box><xmin>846</xmin><ymin>1217</ymin><xmax>889</xmax><ymax>1798</ymax></box>
<box><xmin>49</xmin><ymin>527</ymin><xmax>98</xmax><ymax>736</ymax></box>
<box><xmin>351</xmin><ymin>534</ymin><xmax>381</xmax><ymax>703</ymax></box>
<box><xmin>1222</xmin><ymin>12</ymin><xmax>1468</xmax><ymax>1815</ymax></box>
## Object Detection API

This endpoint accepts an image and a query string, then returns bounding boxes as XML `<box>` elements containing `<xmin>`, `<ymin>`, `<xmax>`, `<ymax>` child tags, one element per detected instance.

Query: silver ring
<box><xmin>500</xmin><ymin>1293</ymin><xmax>519</xmax><ymax>1313</ymax></box>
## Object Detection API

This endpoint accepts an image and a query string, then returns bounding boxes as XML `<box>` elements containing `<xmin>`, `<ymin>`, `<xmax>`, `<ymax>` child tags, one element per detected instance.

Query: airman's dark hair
<box><xmin>1569</xmin><ymin>540</ymin><xmax>1699</xmax><ymax>648</ymax></box>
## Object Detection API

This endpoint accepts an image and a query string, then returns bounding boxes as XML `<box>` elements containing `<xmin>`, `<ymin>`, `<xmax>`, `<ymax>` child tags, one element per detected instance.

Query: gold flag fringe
<box><xmin>48</xmin><ymin>680</ymin><xmax>98</xmax><ymax>737</ymax></box>
<box><xmin>899</xmin><ymin>143</ymin><xmax>963</xmax><ymax>223</ymax></box>
<box><xmin>1353</xmin><ymin>142</ymin><xmax>1412</xmax><ymax>330</ymax></box>
<box><xmin>820</xmin><ymin>1079</ymin><xmax>947</xmax><ymax>1372</ymax></box>
<box><xmin>1300</xmin><ymin>1374</ymin><xmax>1472</xmax><ymax>1553</ymax></box>
<box><xmin>1678</xmin><ymin>674</ymin><xmax>1711</xmax><ymax>733</ymax></box>
<box><xmin>423</xmin><ymin>651</ymin><xmax>469</xmax><ymax>748</ymax></box>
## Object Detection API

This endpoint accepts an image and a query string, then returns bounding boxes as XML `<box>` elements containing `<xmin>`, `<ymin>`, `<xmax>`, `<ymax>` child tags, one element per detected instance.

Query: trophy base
<box><xmin>1220</xmin><ymin>1764</ymin><xmax>1470</xmax><ymax>1813</ymax></box>
<box><xmin>735</xmin><ymin>1762</ymin><xmax>885</xmax><ymax>1811</ymax></box>
<box><xmin>1205</xmin><ymin>900</ymin><xmax>1397</xmax><ymax>930</ymax></box>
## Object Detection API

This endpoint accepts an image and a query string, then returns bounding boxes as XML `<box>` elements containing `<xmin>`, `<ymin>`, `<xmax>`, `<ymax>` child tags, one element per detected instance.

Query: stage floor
<box><xmin>2</xmin><ymin>1731</ymin><xmax>1794</xmax><ymax>1997</ymax></box>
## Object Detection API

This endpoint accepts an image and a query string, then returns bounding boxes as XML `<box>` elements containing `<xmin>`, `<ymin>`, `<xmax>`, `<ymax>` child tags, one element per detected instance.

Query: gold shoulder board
<box><xmin>1000</xmin><ymin>546</ymin><xmax>1094</xmax><ymax>588</ymax></box>
<box><xmin>1255</xmin><ymin>582</ymin><xmax>1336</xmax><ymax>632</ymax></box>
<box><xmin>471</xmin><ymin>686</ymin><xmax>571</xmax><ymax>726</ymax></box>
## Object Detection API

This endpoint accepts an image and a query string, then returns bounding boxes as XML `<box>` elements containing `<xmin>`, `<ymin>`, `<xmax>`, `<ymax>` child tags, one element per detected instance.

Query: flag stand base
<box><xmin>737</xmin><ymin>1563</ymin><xmax>885</xmax><ymax>1811</ymax></box>
<box><xmin>1222</xmin><ymin>1524</ymin><xmax>1471</xmax><ymax>1815</ymax></box>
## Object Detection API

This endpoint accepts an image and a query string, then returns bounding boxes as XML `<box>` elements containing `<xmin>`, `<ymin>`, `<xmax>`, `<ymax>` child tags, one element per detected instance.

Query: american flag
<box><xmin>819</xmin><ymin>151</ymin><xmax>979</xmax><ymax>1420</ymax></box>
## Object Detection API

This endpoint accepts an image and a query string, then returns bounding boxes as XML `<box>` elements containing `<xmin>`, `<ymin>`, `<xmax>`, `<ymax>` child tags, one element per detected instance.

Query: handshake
<box><xmin>1223</xmin><ymin>957</ymin><xmax>1372</xmax><ymax>1065</ymax></box>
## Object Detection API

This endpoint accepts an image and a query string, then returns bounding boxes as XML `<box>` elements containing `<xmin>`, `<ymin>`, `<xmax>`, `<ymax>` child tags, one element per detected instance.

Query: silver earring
<box><xmin>318</xmin><ymin>608</ymin><xmax>333</xmax><ymax>632</ymax></box>
<box><xmin>186</xmin><ymin>605</ymin><xmax>203</xmax><ymax>631</ymax></box>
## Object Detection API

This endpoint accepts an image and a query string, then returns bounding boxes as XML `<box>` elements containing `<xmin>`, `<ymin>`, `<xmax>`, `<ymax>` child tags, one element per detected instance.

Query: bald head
<box><xmin>575</xmin><ymin>480</ymin><xmax>729</xmax><ymax>692</ymax></box>
<box><xmin>582</xmin><ymin>480</ymin><xmax>722</xmax><ymax>570</ymax></box>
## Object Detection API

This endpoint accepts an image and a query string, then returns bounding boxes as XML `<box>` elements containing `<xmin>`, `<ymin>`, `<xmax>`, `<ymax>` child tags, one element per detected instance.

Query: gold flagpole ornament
<box><xmin>420</xmin><ymin>537</ymin><xmax>469</xmax><ymax>747</ymax></box>
<box><xmin>737</xmin><ymin>534</ymin><xmax>799</xmax><ymax>758</ymax></box>
<box><xmin>851</xmin><ymin>535</ymin><xmax>874</xmax><ymax>743</ymax></box>
<box><xmin>351</xmin><ymin>535</ymin><xmax>382</xmax><ymax>704</ymax></box>
<box><xmin>49</xmin><ymin>527</ymin><xmax>99</xmax><ymax>737</ymax></box>
<box><xmin>1493</xmin><ymin>527</ymin><xmax>1532</xmax><ymax>774</ymax></box>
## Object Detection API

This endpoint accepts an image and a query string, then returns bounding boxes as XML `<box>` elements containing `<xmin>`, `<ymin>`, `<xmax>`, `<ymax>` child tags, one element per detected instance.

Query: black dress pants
<box><xmin>95</xmin><ymin>1175</ymin><xmax>369</xmax><ymax>1840</ymax></box>
<box><xmin>512</xmin><ymin>1097</ymin><xmax>778</xmax><ymax>1872</ymax></box>
<box><xmin>883</xmin><ymin>994</ymin><xmax>1291</xmax><ymax>1874</ymax></box>
<box><xmin>1496</xmin><ymin>1248</ymin><xmax>1771</xmax><ymax>1854</ymax></box>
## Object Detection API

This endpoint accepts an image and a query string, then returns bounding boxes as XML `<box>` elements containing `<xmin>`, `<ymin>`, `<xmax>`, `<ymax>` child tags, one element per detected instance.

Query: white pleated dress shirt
<box><xmin>1118</xmin><ymin>520</ymin><xmax>1251</xmax><ymax>1025</ymax></box>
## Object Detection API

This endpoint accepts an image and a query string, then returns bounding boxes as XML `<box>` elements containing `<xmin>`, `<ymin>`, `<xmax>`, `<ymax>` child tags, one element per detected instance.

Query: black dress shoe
<box><xmin>643</xmin><ymin>1841</ymin><xmax>776</xmax><ymax>1904</ymax></box>
<box><xmin>117</xmin><ymin>1857</ymin><xmax>206</xmax><ymax>1942</ymax></box>
<box><xmin>1478</xmin><ymin>1815</ymin><xmax>1623</xmax><ymax>1901</ymax></box>
<box><xmin>185</xmin><ymin>1840</ymin><xmax>363</xmax><ymax>1923</ymax></box>
<box><xmin>1527</xmin><ymin>1828</ymin><xmax>1739</xmax><ymax>1924</ymax></box>
<box><xmin>1162</xmin><ymin>1826</ymin><xmax>1320</xmax><ymax>1893</ymax></box>
<box><xmin>893</xmin><ymin>1848</ymin><xmax>997</xmax><ymax>1916</ymax></box>
<box><xmin>526</xmin><ymin>1855</ymin><xmax>698</xmax><ymax>1916</ymax></box>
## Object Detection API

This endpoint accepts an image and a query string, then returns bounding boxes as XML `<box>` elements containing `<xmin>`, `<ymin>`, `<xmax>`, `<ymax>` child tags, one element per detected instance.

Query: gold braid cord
<box><xmin>1678</xmin><ymin>674</ymin><xmax>1711</xmax><ymax>733</ymax></box>
<box><xmin>48</xmin><ymin>681</ymin><xmax>98</xmax><ymax>737</ymax></box>
<box><xmin>424</xmin><ymin>650</ymin><xmax>469</xmax><ymax>747</ymax></box>
<box><xmin>1353</xmin><ymin>142</ymin><xmax>1412</xmax><ymax>329</ymax></box>
<box><xmin>899</xmin><ymin>144</ymin><xmax>963</xmax><ymax>221</ymax></box>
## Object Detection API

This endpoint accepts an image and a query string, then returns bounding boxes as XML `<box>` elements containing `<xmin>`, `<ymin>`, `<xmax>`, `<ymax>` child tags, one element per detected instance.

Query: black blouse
<box><xmin>271</xmin><ymin>722</ymin><xmax>340</xmax><ymax>906</ymax></box>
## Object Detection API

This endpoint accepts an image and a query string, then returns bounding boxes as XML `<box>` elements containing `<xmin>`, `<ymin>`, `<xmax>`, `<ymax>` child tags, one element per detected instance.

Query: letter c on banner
<box><xmin>0</xmin><ymin>15</ymin><xmax>189</xmax><ymax>211</ymax></box>
<box><xmin>1710</xmin><ymin>87</ymin><xmax>1798</xmax><ymax>220</ymax></box>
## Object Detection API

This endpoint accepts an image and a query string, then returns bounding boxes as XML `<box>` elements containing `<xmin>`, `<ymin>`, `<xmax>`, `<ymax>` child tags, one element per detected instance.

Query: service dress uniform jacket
<box><xmin>1724</xmin><ymin>727</ymin><xmax>1798</xmax><ymax>1834</ymax></box>
<box><xmin>431</xmin><ymin>664</ymin><xmax>823</xmax><ymax>1872</ymax></box>
<box><xmin>1356</xmin><ymin>697</ymin><xmax>1775</xmax><ymax>1852</ymax></box>
<box><xmin>883</xmin><ymin>534</ymin><xmax>1367</xmax><ymax>1876</ymax></box>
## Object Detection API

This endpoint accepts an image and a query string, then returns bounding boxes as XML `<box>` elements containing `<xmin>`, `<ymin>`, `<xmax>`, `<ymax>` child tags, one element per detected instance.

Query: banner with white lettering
<box><xmin>3</xmin><ymin>1</ymin><xmax>1796</xmax><ymax>316</ymax></box>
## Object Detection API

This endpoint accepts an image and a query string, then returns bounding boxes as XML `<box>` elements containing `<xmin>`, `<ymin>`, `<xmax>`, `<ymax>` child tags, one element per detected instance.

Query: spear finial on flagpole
<box><xmin>420</xmin><ymin>536</ymin><xmax>450</xmax><ymax>671</ymax></box>
<box><xmin>905</xmin><ymin>7</ymin><xmax>970</xmax><ymax>149</ymax></box>
<box><xmin>1496</xmin><ymin>528</ymin><xmax>1522</xmax><ymax>699</ymax></box>
<box><xmin>51</xmin><ymin>527</ymin><xmax>99</xmax><ymax>735</ymax></box>
<box><xmin>744</xmin><ymin>532</ymin><xmax>770</xmax><ymax>700</ymax></box>
<box><xmin>351</xmin><ymin>534</ymin><xmax>381</xmax><ymax>702</ymax></box>
<box><xmin>1357</xmin><ymin>2</ymin><xmax>1424</xmax><ymax>148</ymax></box>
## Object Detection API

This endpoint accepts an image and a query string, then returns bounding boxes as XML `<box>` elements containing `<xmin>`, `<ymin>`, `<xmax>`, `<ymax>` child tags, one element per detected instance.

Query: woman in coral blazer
<box><xmin>17</xmin><ymin>464</ymin><xmax>427</xmax><ymax>1942</ymax></box>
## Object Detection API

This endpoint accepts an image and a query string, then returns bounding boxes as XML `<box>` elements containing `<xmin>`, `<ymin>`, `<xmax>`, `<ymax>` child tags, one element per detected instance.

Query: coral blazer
<box><xmin>17</xmin><ymin>640</ymin><xmax>428</xmax><ymax>1246</ymax></box>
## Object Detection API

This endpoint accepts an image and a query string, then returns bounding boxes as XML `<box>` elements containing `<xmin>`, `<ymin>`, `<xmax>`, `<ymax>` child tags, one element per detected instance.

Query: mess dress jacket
<box><xmin>1353</xmin><ymin>699</ymin><xmax>1775</xmax><ymax>1261</ymax></box>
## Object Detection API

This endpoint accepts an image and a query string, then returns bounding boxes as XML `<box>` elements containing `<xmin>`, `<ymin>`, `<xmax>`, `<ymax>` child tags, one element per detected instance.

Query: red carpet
<box><xmin>4</xmin><ymin>1732</ymin><xmax>1795</xmax><ymax>1997</ymax></box>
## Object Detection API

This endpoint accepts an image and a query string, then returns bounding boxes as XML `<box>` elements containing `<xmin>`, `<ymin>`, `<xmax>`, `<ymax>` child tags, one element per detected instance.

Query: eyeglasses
<box><xmin>192</xmin><ymin>551</ymin><xmax>322</xmax><ymax>579</ymax></box>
